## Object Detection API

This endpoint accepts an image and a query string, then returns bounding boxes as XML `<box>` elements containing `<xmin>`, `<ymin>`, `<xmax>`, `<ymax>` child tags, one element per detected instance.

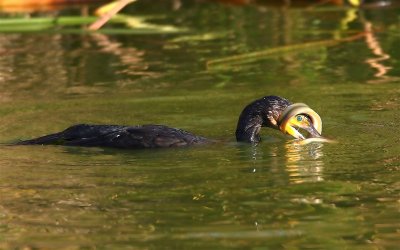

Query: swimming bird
<box><xmin>16</xmin><ymin>95</ymin><xmax>322</xmax><ymax>149</ymax></box>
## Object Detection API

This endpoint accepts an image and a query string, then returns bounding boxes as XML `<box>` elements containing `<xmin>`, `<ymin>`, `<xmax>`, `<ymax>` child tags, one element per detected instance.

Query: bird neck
<box><xmin>235</xmin><ymin>96</ymin><xmax>291</xmax><ymax>143</ymax></box>
<box><xmin>235</xmin><ymin>113</ymin><xmax>263</xmax><ymax>143</ymax></box>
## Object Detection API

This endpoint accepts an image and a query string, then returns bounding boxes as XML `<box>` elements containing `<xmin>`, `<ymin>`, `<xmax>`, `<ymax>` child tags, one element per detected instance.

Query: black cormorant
<box><xmin>16</xmin><ymin>95</ymin><xmax>322</xmax><ymax>149</ymax></box>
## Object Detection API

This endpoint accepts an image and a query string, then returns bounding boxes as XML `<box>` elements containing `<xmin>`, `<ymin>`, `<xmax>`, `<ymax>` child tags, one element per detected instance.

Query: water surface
<box><xmin>0</xmin><ymin>1</ymin><xmax>399</xmax><ymax>249</ymax></box>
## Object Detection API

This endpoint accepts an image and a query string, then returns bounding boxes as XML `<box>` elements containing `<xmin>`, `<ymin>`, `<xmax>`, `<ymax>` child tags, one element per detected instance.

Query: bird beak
<box><xmin>284</xmin><ymin>124</ymin><xmax>306</xmax><ymax>139</ymax></box>
<box><xmin>278</xmin><ymin>103</ymin><xmax>323</xmax><ymax>140</ymax></box>
<box><xmin>284</xmin><ymin>118</ymin><xmax>321</xmax><ymax>139</ymax></box>
<box><xmin>303</xmin><ymin>122</ymin><xmax>322</xmax><ymax>138</ymax></box>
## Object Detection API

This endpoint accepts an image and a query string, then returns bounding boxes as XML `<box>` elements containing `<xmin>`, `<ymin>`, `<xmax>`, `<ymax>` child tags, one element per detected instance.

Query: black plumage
<box><xmin>235</xmin><ymin>95</ymin><xmax>291</xmax><ymax>143</ymax></box>
<box><xmin>17</xmin><ymin>96</ymin><xmax>293</xmax><ymax>149</ymax></box>
<box><xmin>17</xmin><ymin>124</ymin><xmax>208</xmax><ymax>149</ymax></box>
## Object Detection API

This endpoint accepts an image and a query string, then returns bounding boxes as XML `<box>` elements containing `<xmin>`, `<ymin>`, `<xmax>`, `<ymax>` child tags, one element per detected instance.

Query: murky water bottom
<box><xmin>1</xmin><ymin>1</ymin><xmax>400</xmax><ymax>249</ymax></box>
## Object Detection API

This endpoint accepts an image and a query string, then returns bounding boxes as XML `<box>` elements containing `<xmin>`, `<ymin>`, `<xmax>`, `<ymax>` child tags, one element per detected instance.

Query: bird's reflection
<box><xmin>284</xmin><ymin>141</ymin><xmax>324</xmax><ymax>183</ymax></box>
<box><xmin>241</xmin><ymin>139</ymin><xmax>325</xmax><ymax>184</ymax></box>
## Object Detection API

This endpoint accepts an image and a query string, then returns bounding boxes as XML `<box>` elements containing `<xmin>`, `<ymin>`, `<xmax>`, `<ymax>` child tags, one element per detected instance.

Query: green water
<box><xmin>1</xmin><ymin>1</ymin><xmax>399</xmax><ymax>249</ymax></box>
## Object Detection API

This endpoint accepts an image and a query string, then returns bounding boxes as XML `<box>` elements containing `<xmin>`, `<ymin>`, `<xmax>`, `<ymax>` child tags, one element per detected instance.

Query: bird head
<box><xmin>277</xmin><ymin>103</ymin><xmax>322</xmax><ymax>139</ymax></box>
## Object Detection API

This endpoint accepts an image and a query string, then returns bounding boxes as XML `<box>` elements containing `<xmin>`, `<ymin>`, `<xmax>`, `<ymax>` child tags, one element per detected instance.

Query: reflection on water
<box><xmin>348</xmin><ymin>7</ymin><xmax>399</xmax><ymax>84</ymax></box>
<box><xmin>284</xmin><ymin>142</ymin><xmax>324</xmax><ymax>184</ymax></box>
<box><xmin>0</xmin><ymin>33</ymin><xmax>157</xmax><ymax>99</ymax></box>
<box><xmin>363</xmin><ymin>21</ymin><xmax>398</xmax><ymax>84</ymax></box>
<box><xmin>0</xmin><ymin>34</ymin><xmax>69</xmax><ymax>100</ymax></box>
<box><xmin>92</xmin><ymin>33</ymin><xmax>154</xmax><ymax>78</ymax></box>
<box><xmin>244</xmin><ymin>140</ymin><xmax>325</xmax><ymax>184</ymax></box>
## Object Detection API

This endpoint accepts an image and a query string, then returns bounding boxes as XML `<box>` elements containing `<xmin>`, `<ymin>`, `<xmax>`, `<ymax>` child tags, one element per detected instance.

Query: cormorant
<box><xmin>16</xmin><ymin>95</ymin><xmax>322</xmax><ymax>149</ymax></box>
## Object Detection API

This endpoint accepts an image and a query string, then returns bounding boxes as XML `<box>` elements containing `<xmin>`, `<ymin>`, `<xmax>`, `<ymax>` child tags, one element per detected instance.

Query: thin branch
<box><xmin>89</xmin><ymin>0</ymin><xmax>136</xmax><ymax>31</ymax></box>
<box><xmin>206</xmin><ymin>32</ymin><xmax>366</xmax><ymax>69</ymax></box>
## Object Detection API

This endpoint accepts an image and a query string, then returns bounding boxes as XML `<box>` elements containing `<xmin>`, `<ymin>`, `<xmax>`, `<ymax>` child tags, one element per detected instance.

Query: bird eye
<box><xmin>296</xmin><ymin>115</ymin><xmax>303</xmax><ymax>122</ymax></box>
